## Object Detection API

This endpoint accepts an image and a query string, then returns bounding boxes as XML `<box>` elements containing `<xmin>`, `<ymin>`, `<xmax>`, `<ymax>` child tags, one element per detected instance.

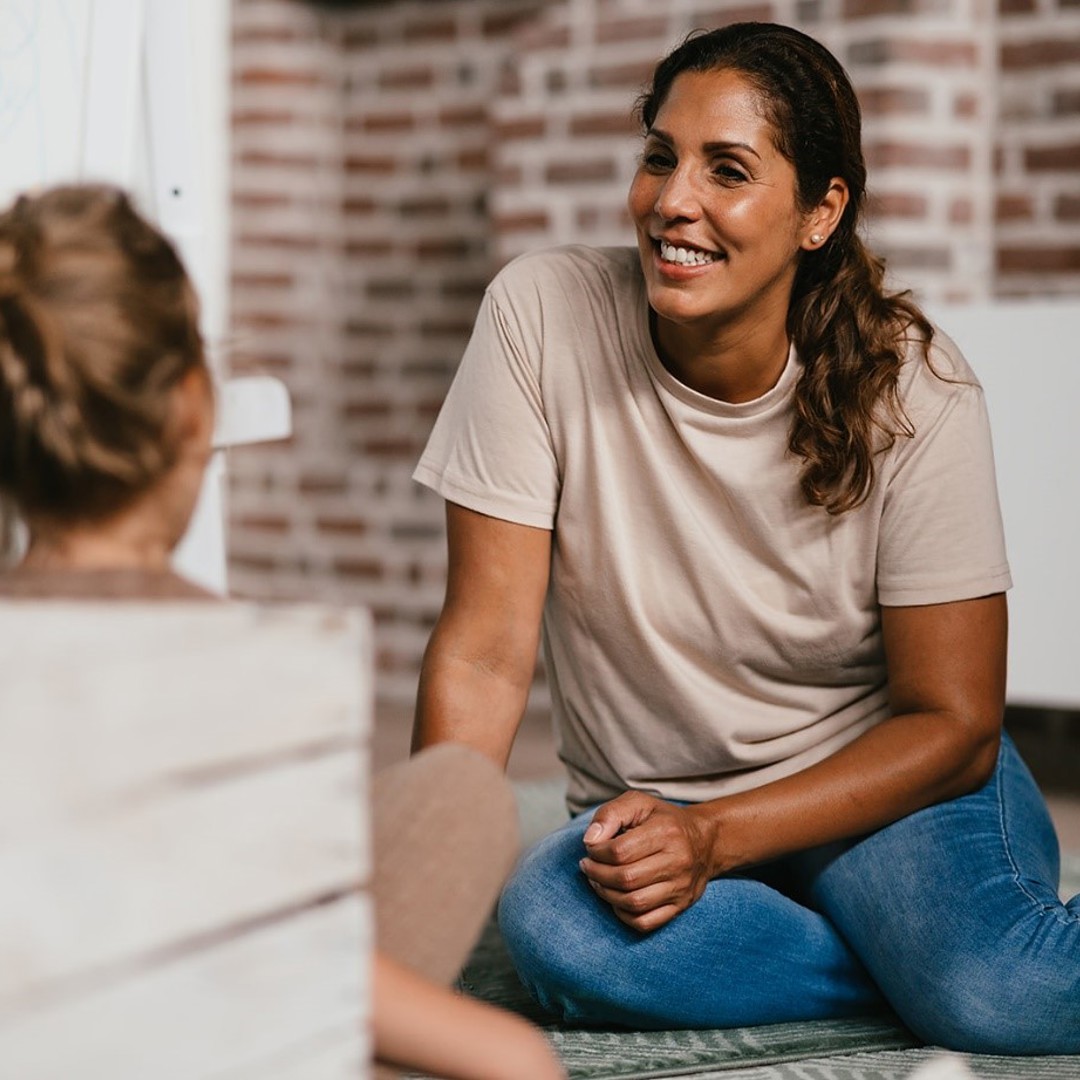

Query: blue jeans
<box><xmin>498</xmin><ymin>734</ymin><xmax>1080</xmax><ymax>1053</ymax></box>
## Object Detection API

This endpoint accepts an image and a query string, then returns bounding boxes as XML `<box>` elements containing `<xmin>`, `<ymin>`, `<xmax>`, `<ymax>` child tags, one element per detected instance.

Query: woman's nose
<box><xmin>653</xmin><ymin>167</ymin><xmax>700</xmax><ymax>223</ymax></box>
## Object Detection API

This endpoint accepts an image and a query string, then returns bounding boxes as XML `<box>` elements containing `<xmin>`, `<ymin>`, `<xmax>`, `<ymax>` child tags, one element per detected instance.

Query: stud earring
<box><xmin>810</xmin><ymin>233</ymin><xmax>825</xmax><ymax>245</ymax></box>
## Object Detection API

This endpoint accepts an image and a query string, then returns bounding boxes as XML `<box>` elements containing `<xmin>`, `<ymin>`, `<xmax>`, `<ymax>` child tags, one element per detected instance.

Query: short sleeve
<box><xmin>412</xmin><ymin>286</ymin><xmax>559</xmax><ymax>529</ymax></box>
<box><xmin>876</xmin><ymin>346</ymin><xmax>1012</xmax><ymax>606</ymax></box>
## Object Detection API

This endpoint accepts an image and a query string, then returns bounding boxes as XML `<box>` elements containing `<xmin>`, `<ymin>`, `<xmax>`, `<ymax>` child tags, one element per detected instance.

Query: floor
<box><xmin>373</xmin><ymin>701</ymin><xmax>1080</xmax><ymax>852</ymax></box>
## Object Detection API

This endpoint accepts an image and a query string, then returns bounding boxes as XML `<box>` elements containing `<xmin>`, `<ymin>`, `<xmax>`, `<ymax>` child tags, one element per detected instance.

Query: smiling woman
<box><xmin>411</xmin><ymin>22</ymin><xmax>1080</xmax><ymax>1056</ymax></box>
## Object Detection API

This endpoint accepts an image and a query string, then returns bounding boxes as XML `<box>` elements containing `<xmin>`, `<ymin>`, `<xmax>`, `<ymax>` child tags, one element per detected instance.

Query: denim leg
<box><xmin>498</xmin><ymin>807</ymin><xmax>884</xmax><ymax>1029</ymax></box>
<box><xmin>793</xmin><ymin>734</ymin><xmax>1080</xmax><ymax>1054</ymax></box>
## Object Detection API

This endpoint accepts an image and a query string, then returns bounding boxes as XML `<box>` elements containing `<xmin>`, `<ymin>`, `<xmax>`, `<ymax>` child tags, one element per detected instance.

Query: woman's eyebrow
<box><xmin>646</xmin><ymin>127</ymin><xmax>761</xmax><ymax>160</ymax></box>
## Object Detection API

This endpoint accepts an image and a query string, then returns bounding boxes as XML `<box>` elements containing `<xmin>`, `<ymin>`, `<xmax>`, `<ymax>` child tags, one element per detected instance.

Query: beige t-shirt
<box><xmin>414</xmin><ymin>245</ymin><xmax>1012</xmax><ymax>813</ymax></box>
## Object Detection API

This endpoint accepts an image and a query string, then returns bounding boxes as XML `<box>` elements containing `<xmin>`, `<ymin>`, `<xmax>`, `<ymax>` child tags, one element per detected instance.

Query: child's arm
<box><xmin>373</xmin><ymin>951</ymin><xmax>566</xmax><ymax>1080</ymax></box>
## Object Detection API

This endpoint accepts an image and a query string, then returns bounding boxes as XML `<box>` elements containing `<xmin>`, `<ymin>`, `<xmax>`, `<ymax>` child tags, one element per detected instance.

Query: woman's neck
<box><xmin>20</xmin><ymin>512</ymin><xmax>174</xmax><ymax>574</ymax></box>
<box><xmin>652</xmin><ymin>308</ymin><xmax>792</xmax><ymax>404</ymax></box>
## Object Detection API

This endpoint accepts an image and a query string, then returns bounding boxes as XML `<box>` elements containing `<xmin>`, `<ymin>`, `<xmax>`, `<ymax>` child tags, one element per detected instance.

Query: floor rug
<box><xmin>449</xmin><ymin>779</ymin><xmax>1080</xmax><ymax>1080</ymax></box>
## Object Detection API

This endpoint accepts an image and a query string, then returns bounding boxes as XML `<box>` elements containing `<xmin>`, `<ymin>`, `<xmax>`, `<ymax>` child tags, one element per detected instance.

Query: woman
<box><xmin>412</xmin><ymin>23</ymin><xmax>1079</xmax><ymax>1054</ymax></box>
<box><xmin>0</xmin><ymin>184</ymin><xmax>564</xmax><ymax>1080</ymax></box>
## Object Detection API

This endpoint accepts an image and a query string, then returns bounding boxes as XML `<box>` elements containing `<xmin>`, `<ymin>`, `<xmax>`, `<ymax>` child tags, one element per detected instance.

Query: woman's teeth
<box><xmin>659</xmin><ymin>240</ymin><xmax>719</xmax><ymax>266</ymax></box>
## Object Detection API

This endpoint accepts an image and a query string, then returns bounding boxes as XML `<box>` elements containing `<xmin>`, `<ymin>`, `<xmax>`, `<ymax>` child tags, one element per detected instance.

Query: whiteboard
<box><xmin>0</xmin><ymin>0</ymin><xmax>230</xmax><ymax>345</ymax></box>
<box><xmin>927</xmin><ymin>301</ymin><xmax>1080</xmax><ymax>710</ymax></box>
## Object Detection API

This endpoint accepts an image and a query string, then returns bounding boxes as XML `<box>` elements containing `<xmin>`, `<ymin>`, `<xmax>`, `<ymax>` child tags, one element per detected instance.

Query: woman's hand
<box><xmin>578</xmin><ymin>791</ymin><xmax>718</xmax><ymax>933</ymax></box>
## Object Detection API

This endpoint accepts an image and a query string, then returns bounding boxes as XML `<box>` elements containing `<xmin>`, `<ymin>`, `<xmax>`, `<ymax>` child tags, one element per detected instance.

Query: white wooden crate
<box><xmin>0</xmin><ymin>602</ymin><xmax>372</xmax><ymax>1078</ymax></box>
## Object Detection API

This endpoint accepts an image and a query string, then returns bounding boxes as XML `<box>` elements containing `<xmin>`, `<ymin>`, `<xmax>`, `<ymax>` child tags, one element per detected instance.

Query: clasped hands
<box><xmin>578</xmin><ymin>791</ymin><xmax>717</xmax><ymax>933</ymax></box>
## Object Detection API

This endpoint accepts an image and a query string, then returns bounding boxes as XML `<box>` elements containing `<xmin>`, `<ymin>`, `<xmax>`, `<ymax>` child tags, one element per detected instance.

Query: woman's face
<box><xmin>627</xmin><ymin>67</ymin><xmax>813</xmax><ymax>340</ymax></box>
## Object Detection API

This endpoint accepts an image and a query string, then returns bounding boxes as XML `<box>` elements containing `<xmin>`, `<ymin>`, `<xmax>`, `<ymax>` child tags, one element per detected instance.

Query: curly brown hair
<box><xmin>637</xmin><ymin>23</ymin><xmax>933</xmax><ymax>514</ymax></box>
<box><xmin>0</xmin><ymin>185</ymin><xmax>205</xmax><ymax>523</ymax></box>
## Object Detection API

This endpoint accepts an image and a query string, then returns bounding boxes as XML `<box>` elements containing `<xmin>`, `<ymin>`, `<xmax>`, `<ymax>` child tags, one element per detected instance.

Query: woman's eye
<box><xmin>643</xmin><ymin>152</ymin><xmax>674</xmax><ymax>170</ymax></box>
<box><xmin>714</xmin><ymin>165</ymin><xmax>748</xmax><ymax>183</ymax></box>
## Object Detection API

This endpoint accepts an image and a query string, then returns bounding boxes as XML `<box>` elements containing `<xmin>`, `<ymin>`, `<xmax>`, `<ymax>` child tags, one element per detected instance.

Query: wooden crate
<box><xmin>0</xmin><ymin>602</ymin><xmax>371</xmax><ymax>1078</ymax></box>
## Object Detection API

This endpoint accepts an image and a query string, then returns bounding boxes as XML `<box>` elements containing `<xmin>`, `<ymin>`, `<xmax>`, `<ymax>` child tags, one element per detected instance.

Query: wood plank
<box><xmin>0</xmin><ymin>894</ymin><xmax>369</xmax><ymax>1080</ymax></box>
<box><xmin>0</xmin><ymin>603</ymin><xmax>372</xmax><ymax>825</ymax></box>
<box><xmin>0</xmin><ymin>749</ymin><xmax>366</xmax><ymax>1002</ymax></box>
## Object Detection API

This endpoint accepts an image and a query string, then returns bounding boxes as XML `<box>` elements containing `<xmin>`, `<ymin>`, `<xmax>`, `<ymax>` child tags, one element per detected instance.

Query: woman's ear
<box><xmin>801</xmin><ymin>178</ymin><xmax>850</xmax><ymax>251</ymax></box>
<box><xmin>169</xmin><ymin>364</ymin><xmax>215</xmax><ymax>462</ymax></box>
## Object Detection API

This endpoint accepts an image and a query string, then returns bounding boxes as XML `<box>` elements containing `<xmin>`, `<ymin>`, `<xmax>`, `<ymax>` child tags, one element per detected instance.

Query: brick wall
<box><xmin>996</xmin><ymin>0</ymin><xmax>1080</xmax><ymax>294</ymax></box>
<box><xmin>228</xmin><ymin>0</ymin><xmax>1079</xmax><ymax>706</ymax></box>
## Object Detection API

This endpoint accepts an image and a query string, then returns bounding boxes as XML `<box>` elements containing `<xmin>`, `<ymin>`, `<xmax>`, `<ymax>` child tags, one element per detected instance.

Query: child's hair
<box><xmin>0</xmin><ymin>185</ymin><xmax>205</xmax><ymax>523</ymax></box>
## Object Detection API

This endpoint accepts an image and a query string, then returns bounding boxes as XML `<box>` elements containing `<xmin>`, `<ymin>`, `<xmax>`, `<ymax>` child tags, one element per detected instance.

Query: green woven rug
<box><xmin>450</xmin><ymin>779</ymin><xmax>1080</xmax><ymax>1080</ymax></box>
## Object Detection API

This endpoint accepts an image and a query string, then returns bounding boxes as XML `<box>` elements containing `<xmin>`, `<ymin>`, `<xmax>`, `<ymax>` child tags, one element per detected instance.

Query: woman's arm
<box><xmin>581</xmin><ymin>592</ymin><xmax>1007</xmax><ymax>932</ymax></box>
<box><xmin>373</xmin><ymin>952</ymin><xmax>565</xmax><ymax>1080</ymax></box>
<box><xmin>412</xmin><ymin>502</ymin><xmax>552</xmax><ymax>767</ymax></box>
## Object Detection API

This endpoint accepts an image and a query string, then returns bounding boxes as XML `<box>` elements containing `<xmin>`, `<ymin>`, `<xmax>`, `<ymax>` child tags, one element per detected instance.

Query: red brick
<box><xmin>545</xmin><ymin>159</ymin><xmax>618</xmax><ymax>184</ymax></box>
<box><xmin>1055</xmin><ymin>194</ymin><xmax>1080</xmax><ymax>220</ymax></box>
<box><xmin>236</xmin><ymin>514</ymin><xmax>290</xmax><ymax>534</ymax></box>
<box><xmin>995</xmin><ymin>194</ymin><xmax>1034</xmax><ymax>222</ymax></box>
<box><xmin>999</xmin><ymin>0</ymin><xmax>1036</xmax><ymax>12</ymax></box>
<box><xmin>333</xmin><ymin>557</ymin><xmax>383</xmax><ymax>580</ymax></box>
<box><xmin>570</xmin><ymin>111</ymin><xmax>638</xmax><ymax>137</ymax></box>
<box><xmin>403</xmin><ymin>17</ymin><xmax>457</xmax><ymax>43</ymax></box>
<box><xmin>232</xmin><ymin>26</ymin><xmax>313</xmax><ymax>46</ymax></box>
<box><xmin>349</xmin><ymin>113</ymin><xmax>416</xmax><ymax>134</ymax></box>
<box><xmin>235</xmin><ymin>67</ymin><xmax>322</xmax><ymax>88</ymax></box>
<box><xmin>858</xmin><ymin>86</ymin><xmax>931</xmax><ymax>117</ymax></box>
<box><xmin>482</xmin><ymin>8</ymin><xmax>544</xmax><ymax>39</ymax></box>
<box><xmin>344</xmin><ymin>154</ymin><xmax>397</xmax><ymax>175</ymax></box>
<box><xmin>342</xmin><ymin>196</ymin><xmax>377</xmax><ymax>216</ymax></box>
<box><xmin>494</xmin><ymin>116</ymin><xmax>547</xmax><ymax>140</ymax></box>
<box><xmin>343</xmin><ymin>27</ymin><xmax>379</xmax><ymax>50</ymax></box>
<box><xmin>843</xmin><ymin>0</ymin><xmax>948</xmax><ymax>17</ymax></box>
<box><xmin>398</xmin><ymin>196</ymin><xmax>452</xmax><ymax>218</ymax></box>
<box><xmin>997</xmin><ymin>247</ymin><xmax>1080</xmax><ymax>272</ymax></box>
<box><xmin>439</xmin><ymin>105</ymin><xmax>488</xmax><ymax>128</ymax></box>
<box><xmin>494</xmin><ymin>211</ymin><xmax>550</xmax><ymax>233</ymax></box>
<box><xmin>316</xmin><ymin>518</ymin><xmax>369</xmax><ymax>537</ymax></box>
<box><xmin>234</xmin><ymin>192</ymin><xmax>292</xmax><ymax>210</ymax></box>
<box><xmin>232</xmin><ymin>271</ymin><xmax>294</xmax><ymax>289</ymax></box>
<box><xmin>420</xmin><ymin>317</ymin><xmax>475</xmax><ymax>337</ymax></box>
<box><xmin>299</xmin><ymin>474</ymin><xmax>348</xmax><ymax>496</ymax></box>
<box><xmin>236</xmin><ymin>150</ymin><xmax>321</xmax><ymax>170</ymax></box>
<box><xmin>596</xmin><ymin>16</ymin><xmax>670</xmax><ymax>44</ymax></box>
<box><xmin>1053</xmin><ymin>89</ymin><xmax>1080</xmax><ymax>115</ymax></box>
<box><xmin>417</xmin><ymin>237</ymin><xmax>474</xmax><ymax>259</ymax></box>
<box><xmin>345</xmin><ymin>317</ymin><xmax>396</xmax><ymax>337</ymax></box>
<box><xmin>233</xmin><ymin>108</ymin><xmax>297</xmax><ymax>128</ymax></box>
<box><xmin>366</xmin><ymin>279</ymin><xmax>417</xmax><ymax>300</ymax></box>
<box><xmin>344</xmin><ymin>239</ymin><xmax>394</xmax><ymax>258</ymax></box>
<box><xmin>457</xmin><ymin>147</ymin><xmax>489</xmax><ymax>172</ymax></box>
<box><xmin>378</xmin><ymin>67</ymin><xmax>435</xmax><ymax>91</ymax></box>
<box><xmin>849</xmin><ymin>39</ymin><xmax>978</xmax><ymax>67</ymax></box>
<box><xmin>357</xmin><ymin>438</ymin><xmax>423</xmax><ymax>458</ymax></box>
<box><xmin>867</xmin><ymin>192</ymin><xmax>929</xmax><ymax>219</ymax></box>
<box><xmin>234</xmin><ymin>232</ymin><xmax>320</xmax><ymax>253</ymax></box>
<box><xmin>1024</xmin><ymin>143</ymin><xmax>1080</xmax><ymax>171</ymax></box>
<box><xmin>1001</xmin><ymin>39</ymin><xmax>1080</xmax><ymax>69</ymax></box>
<box><xmin>865</xmin><ymin>142</ymin><xmax>971</xmax><ymax>170</ymax></box>
<box><xmin>343</xmin><ymin>401</ymin><xmax>393</xmax><ymax>419</ymax></box>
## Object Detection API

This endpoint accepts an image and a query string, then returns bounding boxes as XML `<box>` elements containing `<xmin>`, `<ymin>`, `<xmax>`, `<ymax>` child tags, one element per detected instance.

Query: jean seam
<box><xmin>996</xmin><ymin>745</ymin><xmax>1077</xmax><ymax>926</ymax></box>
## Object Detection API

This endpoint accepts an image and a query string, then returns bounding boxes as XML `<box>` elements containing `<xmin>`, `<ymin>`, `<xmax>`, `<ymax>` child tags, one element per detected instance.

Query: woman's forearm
<box><xmin>693</xmin><ymin>707</ymin><xmax>1001</xmax><ymax>875</ymax></box>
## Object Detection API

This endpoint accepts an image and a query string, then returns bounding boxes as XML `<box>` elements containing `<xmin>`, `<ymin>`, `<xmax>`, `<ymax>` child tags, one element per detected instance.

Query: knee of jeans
<box><xmin>903</xmin><ymin>949</ymin><xmax>1080</xmax><ymax>1054</ymax></box>
<box><xmin>497</xmin><ymin>837</ymin><xmax>611</xmax><ymax>1023</ymax></box>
